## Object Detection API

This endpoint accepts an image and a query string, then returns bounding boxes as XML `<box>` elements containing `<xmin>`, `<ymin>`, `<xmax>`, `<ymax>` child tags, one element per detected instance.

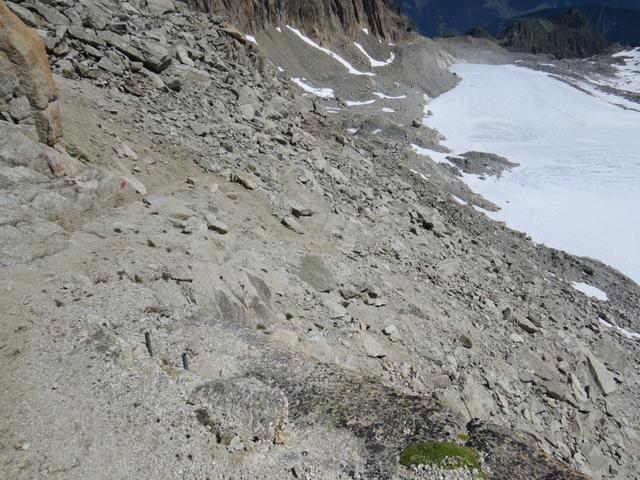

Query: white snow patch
<box><xmin>411</xmin><ymin>144</ymin><xmax>456</xmax><ymax>168</ymax></box>
<box><xmin>372</xmin><ymin>128</ymin><xmax>382</xmax><ymax>134</ymax></box>
<box><xmin>607</xmin><ymin>48</ymin><xmax>640</xmax><ymax>94</ymax></box>
<box><xmin>373</xmin><ymin>92</ymin><xmax>407</xmax><ymax>99</ymax></box>
<box><xmin>275</xmin><ymin>26</ymin><xmax>282</xmax><ymax>33</ymax></box>
<box><xmin>599</xmin><ymin>318</ymin><xmax>640</xmax><ymax>340</ymax></box>
<box><xmin>382</xmin><ymin>107</ymin><xmax>395</xmax><ymax>113</ymax></box>
<box><xmin>286</xmin><ymin>26</ymin><xmax>375</xmax><ymax>76</ymax></box>
<box><xmin>473</xmin><ymin>204</ymin><xmax>493</xmax><ymax>215</ymax></box>
<box><xmin>290</xmin><ymin>77</ymin><xmax>334</xmax><ymax>98</ymax></box>
<box><xmin>571</xmin><ymin>282</ymin><xmax>609</xmax><ymax>301</ymax></box>
<box><xmin>277</xmin><ymin>66</ymin><xmax>285</xmax><ymax>73</ymax></box>
<box><xmin>410</xmin><ymin>169</ymin><xmax>430</xmax><ymax>181</ymax></box>
<box><xmin>345</xmin><ymin>99</ymin><xmax>376</xmax><ymax>106</ymax></box>
<box><xmin>451</xmin><ymin>195</ymin><xmax>467</xmax><ymax>205</ymax></box>
<box><xmin>245</xmin><ymin>34</ymin><xmax>257</xmax><ymax>45</ymax></box>
<box><xmin>353</xmin><ymin>42</ymin><xmax>395</xmax><ymax>67</ymax></box>
<box><xmin>362</xmin><ymin>27</ymin><xmax>369</xmax><ymax>35</ymax></box>
<box><xmin>347</xmin><ymin>128</ymin><xmax>359</xmax><ymax>134</ymax></box>
<box><xmin>424</xmin><ymin>64</ymin><xmax>640</xmax><ymax>284</ymax></box>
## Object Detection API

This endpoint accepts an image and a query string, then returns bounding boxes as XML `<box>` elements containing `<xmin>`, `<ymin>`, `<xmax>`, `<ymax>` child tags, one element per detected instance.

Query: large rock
<box><xmin>97</xmin><ymin>31</ymin><xmax>171</xmax><ymax>73</ymax></box>
<box><xmin>145</xmin><ymin>0</ymin><xmax>176</xmax><ymax>15</ymax></box>
<box><xmin>299</xmin><ymin>254</ymin><xmax>335</xmax><ymax>292</ymax></box>
<box><xmin>191</xmin><ymin>377</ymin><xmax>289</xmax><ymax>445</ymax></box>
<box><xmin>0</xmin><ymin>2</ymin><xmax>63</xmax><ymax>145</ymax></box>
<box><xmin>0</xmin><ymin>123</ymin><xmax>78</xmax><ymax>177</ymax></box>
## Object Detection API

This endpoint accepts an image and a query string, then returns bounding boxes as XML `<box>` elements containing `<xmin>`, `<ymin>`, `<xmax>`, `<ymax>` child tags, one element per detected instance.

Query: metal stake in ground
<box><xmin>144</xmin><ymin>332</ymin><xmax>153</xmax><ymax>356</ymax></box>
<box><xmin>182</xmin><ymin>352</ymin><xmax>190</xmax><ymax>370</ymax></box>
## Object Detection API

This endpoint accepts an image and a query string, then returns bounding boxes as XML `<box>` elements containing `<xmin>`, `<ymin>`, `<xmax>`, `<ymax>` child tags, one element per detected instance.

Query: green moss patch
<box><xmin>399</xmin><ymin>441</ymin><xmax>482</xmax><ymax>473</ymax></box>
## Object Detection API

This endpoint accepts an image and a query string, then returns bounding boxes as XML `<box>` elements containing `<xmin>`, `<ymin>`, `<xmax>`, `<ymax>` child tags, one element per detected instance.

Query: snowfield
<box><xmin>424</xmin><ymin>64</ymin><xmax>640</xmax><ymax>284</ymax></box>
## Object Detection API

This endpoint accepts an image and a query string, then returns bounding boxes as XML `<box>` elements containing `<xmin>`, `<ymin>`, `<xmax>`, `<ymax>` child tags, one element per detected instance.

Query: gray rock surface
<box><xmin>0</xmin><ymin>2</ymin><xmax>638</xmax><ymax>480</ymax></box>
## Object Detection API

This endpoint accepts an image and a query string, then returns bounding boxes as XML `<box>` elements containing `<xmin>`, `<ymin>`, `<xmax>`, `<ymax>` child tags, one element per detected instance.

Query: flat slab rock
<box><xmin>190</xmin><ymin>377</ymin><xmax>288</xmax><ymax>445</ymax></box>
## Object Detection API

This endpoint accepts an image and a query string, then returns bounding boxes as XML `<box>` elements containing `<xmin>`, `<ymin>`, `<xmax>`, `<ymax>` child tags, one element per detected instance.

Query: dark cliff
<box><xmin>181</xmin><ymin>0</ymin><xmax>413</xmax><ymax>41</ymax></box>
<box><xmin>497</xmin><ymin>8</ymin><xmax>609</xmax><ymax>58</ymax></box>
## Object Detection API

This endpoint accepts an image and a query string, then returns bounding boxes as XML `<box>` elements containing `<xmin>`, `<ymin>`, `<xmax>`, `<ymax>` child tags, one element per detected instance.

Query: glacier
<box><xmin>424</xmin><ymin>64</ymin><xmax>640</xmax><ymax>284</ymax></box>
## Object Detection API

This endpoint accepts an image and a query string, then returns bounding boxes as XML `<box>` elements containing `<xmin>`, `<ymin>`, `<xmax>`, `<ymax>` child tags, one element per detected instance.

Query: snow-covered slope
<box><xmin>424</xmin><ymin>64</ymin><xmax>640</xmax><ymax>284</ymax></box>
<box><xmin>609</xmin><ymin>48</ymin><xmax>640</xmax><ymax>94</ymax></box>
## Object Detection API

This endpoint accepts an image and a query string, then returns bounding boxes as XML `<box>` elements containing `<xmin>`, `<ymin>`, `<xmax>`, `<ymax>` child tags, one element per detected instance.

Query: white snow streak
<box><xmin>382</xmin><ymin>107</ymin><xmax>395</xmax><ymax>113</ymax></box>
<box><xmin>290</xmin><ymin>77</ymin><xmax>334</xmax><ymax>98</ymax></box>
<box><xmin>245</xmin><ymin>34</ymin><xmax>257</xmax><ymax>45</ymax></box>
<box><xmin>410</xmin><ymin>169</ymin><xmax>430</xmax><ymax>181</ymax></box>
<box><xmin>286</xmin><ymin>26</ymin><xmax>374</xmax><ymax>76</ymax></box>
<box><xmin>353</xmin><ymin>42</ymin><xmax>395</xmax><ymax>67</ymax></box>
<box><xmin>599</xmin><ymin>318</ymin><xmax>640</xmax><ymax>340</ymax></box>
<box><xmin>345</xmin><ymin>99</ymin><xmax>376</xmax><ymax>106</ymax></box>
<box><xmin>373</xmin><ymin>92</ymin><xmax>406</xmax><ymax>99</ymax></box>
<box><xmin>571</xmin><ymin>282</ymin><xmax>609</xmax><ymax>301</ymax></box>
<box><xmin>411</xmin><ymin>144</ymin><xmax>456</xmax><ymax>168</ymax></box>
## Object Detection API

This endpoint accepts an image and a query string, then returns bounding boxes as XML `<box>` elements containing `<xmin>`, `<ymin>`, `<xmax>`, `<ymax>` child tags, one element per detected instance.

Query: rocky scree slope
<box><xmin>1</xmin><ymin>1</ymin><xmax>639</xmax><ymax>480</ymax></box>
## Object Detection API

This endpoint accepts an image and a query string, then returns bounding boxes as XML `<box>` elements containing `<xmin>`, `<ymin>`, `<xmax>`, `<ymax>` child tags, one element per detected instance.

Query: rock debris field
<box><xmin>1</xmin><ymin>1</ymin><xmax>639</xmax><ymax>480</ymax></box>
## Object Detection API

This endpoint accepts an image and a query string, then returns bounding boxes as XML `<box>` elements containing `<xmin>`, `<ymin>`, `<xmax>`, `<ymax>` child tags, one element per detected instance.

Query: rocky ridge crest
<box><xmin>184</xmin><ymin>0</ymin><xmax>413</xmax><ymax>41</ymax></box>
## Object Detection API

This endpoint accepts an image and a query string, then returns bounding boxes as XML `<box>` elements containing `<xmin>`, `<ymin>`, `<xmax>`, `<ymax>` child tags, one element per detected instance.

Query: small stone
<box><xmin>510</xmin><ymin>333</ymin><xmax>524</xmax><ymax>343</ymax></box>
<box><xmin>239</xmin><ymin>103</ymin><xmax>255</xmax><ymax>121</ymax></box>
<box><xmin>382</xmin><ymin>324</ymin><xmax>400</xmax><ymax>342</ymax></box>
<box><xmin>459</xmin><ymin>335</ymin><xmax>473</xmax><ymax>349</ymax></box>
<box><xmin>281</xmin><ymin>216</ymin><xmax>303</xmax><ymax>234</ymax></box>
<box><xmin>362</xmin><ymin>333</ymin><xmax>387</xmax><ymax>358</ymax></box>
<box><xmin>231</xmin><ymin>172</ymin><xmax>257</xmax><ymax>190</ymax></box>
<box><xmin>176</xmin><ymin>44</ymin><xmax>194</xmax><ymax>67</ymax></box>
<box><xmin>120</xmin><ymin>144</ymin><xmax>138</xmax><ymax>160</ymax></box>
<box><xmin>204</xmin><ymin>214</ymin><xmax>228</xmax><ymax>234</ymax></box>
<box><xmin>291</xmin><ymin>204</ymin><xmax>314</xmax><ymax>217</ymax></box>
<box><xmin>516</xmin><ymin>315</ymin><xmax>539</xmax><ymax>334</ymax></box>
<box><xmin>518</xmin><ymin>369</ymin><xmax>534</xmax><ymax>383</ymax></box>
<box><xmin>97</xmin><ymin>57</ymin><xmax>124</xmax><ymax>75</ymax></box>
<box><xmin>190</xmin><ymin>121</ymin><xmax>210</xmax><ymax>136</ymax></box>
<box><xmin>9</xmin><ymin>95</ymin><xmax>30</xmax><ymax>121</ymax></box>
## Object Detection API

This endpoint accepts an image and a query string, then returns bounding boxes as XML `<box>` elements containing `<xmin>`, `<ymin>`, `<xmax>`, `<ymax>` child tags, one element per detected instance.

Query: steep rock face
<box><xmin>497</xmin><ymin>9</ymin><xmax>609</xmax><ymax>58</ymax></box>
<box><xmin>182</xmin><ymin>0</ymin><xmax>413</xmax><ymax>41</ymax></box>
<box><xmin>0</xmin><ymin>2</ymin><xmax>62</xmax><ymax>145</ymax></box>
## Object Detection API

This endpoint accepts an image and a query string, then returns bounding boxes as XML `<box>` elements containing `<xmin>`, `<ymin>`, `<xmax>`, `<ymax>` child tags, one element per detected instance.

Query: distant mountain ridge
<box><xmin>495</xmin><ymin>8</ymin><xmax>610</xmax><ymax>58</ymax></box>
<box><xmin>398</xmin><ymin>0</ymin><xmax>640</xmax><ymax>42</ymax></box>
<box><xmin>486</xmin><ymin>5</ymin><xmax>640</xmax><ymax>46</ymax></box>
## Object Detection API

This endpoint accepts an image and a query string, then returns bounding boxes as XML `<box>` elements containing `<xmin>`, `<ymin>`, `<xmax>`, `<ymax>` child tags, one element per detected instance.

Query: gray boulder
<box><xmin>191</xmin><ymin>377</ymin><xmax>289</xmax><ymax>445</ymax></box>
